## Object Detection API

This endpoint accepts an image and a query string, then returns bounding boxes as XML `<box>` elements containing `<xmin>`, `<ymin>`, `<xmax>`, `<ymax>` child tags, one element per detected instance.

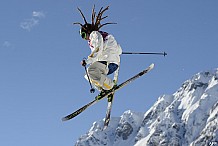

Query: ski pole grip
<box><xmin>81</xmin><ymin>60</ymin><xmax>87</xmax><ymax>67</ymax></box>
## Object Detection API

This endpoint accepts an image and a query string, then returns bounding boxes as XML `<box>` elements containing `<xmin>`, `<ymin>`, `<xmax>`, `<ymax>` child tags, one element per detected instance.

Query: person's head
<box><xmin>74</xmin><ymin>5</ymin><xmax>116</xmax><ymax>40</ymax></box>
<box><xmin>79</xmin><ymin>23</ymin><xmax>92</xmax><ymax>40</ymax></box>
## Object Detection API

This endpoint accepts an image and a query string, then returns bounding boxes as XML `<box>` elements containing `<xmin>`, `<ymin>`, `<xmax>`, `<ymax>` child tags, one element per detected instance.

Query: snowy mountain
<box><xmin>75</xmin><ymin>69</ymin><xmax>218</xmax><ymax>146</ymax></box>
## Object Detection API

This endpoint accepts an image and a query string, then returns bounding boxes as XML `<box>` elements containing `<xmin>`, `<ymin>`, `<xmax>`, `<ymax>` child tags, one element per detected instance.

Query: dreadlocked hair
<box><xmin>73</xmin><ymin>5</ymin><xmax>116</xmax><ymax>34</ymax></box>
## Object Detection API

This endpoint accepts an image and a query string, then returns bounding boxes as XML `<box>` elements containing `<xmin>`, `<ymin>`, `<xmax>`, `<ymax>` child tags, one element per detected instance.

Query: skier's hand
<box><xmin>81</xmin><ymin>60</ymin><xmax>87</xmax><ymax>67</ymax></box>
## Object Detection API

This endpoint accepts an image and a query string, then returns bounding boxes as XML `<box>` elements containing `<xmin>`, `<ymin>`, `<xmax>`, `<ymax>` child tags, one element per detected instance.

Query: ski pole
<box><xmin>82</xmin><ymin>60</ymin><xmax>95</xmax><ymax>93</ymax></box>
<box><xmin>122</xmin><ymin>51</ymin><xmax>167</xmax><ymax>56</ymax></box>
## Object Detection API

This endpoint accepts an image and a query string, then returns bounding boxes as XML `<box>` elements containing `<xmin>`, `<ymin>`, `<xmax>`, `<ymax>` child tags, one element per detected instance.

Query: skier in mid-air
<box><xmin>74</xmin><ymin>6</ymin><xmax>122</xmax><ymax>92</ymax></box>
<box><xmin>62</xmin><ymin>5</ymin><xmax>156</xmax><ymax>123</ymax></box>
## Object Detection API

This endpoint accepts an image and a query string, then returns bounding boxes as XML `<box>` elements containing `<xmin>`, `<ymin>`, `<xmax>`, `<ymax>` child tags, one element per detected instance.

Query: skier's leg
<box><xmin>87</xmin><ymin>62</ymin><xmax>114</xmax><ymax>90</ymax></box>
<box><xmin>100</xmin><ymin>74</ymin><xmax>115</xmax><ymax>90</ymax></box>
<box><xmin>84</xmin><ymin>74</ymin><xmax>101</xmax><ymax>91</ymax></box>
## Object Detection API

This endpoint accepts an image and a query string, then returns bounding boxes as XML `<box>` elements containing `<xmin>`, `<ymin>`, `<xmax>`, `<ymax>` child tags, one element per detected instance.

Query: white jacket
<box><xmin>86</xmin><ymin>31</ymin><xmax>122</xmax><ymax>65</ymax></box>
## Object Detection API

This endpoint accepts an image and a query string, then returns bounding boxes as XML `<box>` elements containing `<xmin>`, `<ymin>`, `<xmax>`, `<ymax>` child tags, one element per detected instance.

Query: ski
<box><xmin>62</xmin><ymin>63</ymin><xmax>154</xmax><ymax>122</ymax></box>
<box><xmin>103</xmin><ymin>64</ymin><xmax>120</xmax><ymax>129</ymax></box>
<box><xmin>103</xmin><ymin>94</ymin><xmax>114</xmax><ymax>129</ymax></box>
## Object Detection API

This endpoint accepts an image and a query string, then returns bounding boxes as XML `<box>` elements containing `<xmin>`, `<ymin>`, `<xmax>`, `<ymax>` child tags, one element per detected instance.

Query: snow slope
<box><xmin>75</xmin><ymin>69</ymin><xmax>218</xmax><ymax>146</ymax></box>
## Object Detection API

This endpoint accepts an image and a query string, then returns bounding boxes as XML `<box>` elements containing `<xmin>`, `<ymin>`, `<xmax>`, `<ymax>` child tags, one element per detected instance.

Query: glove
<box><xmin>81</xmin><ymin>60</ymin><xmax>87</xmax><ymax>67</ymax></box>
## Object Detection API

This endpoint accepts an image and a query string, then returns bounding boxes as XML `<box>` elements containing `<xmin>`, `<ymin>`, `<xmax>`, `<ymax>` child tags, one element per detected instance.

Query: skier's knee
<box><xmin>88</xmin><ymin>67</ymin><xmax>100</xmax><ymax>81</ymax></box>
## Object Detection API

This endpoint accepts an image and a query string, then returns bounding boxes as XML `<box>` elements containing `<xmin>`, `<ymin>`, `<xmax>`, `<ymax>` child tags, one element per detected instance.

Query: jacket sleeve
<box><xmin>86</xmin><ymin>31</ymin><xmax>103</xmax><ymax>64</ymax></box>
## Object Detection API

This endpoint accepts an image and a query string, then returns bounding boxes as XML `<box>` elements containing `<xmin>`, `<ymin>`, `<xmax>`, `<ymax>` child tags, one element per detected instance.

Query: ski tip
<box><xmin>150</xmin><ymin>63</ymin><xmax>155</xmax><ymax>69</ymax></box>
<box><xmin>61</xmin><ymin>117</ymin><xmax>68</xmax><ymax>122</ymax></box>
<box><xmin>103</xmin><ymin>126</ymin><xmax>108</xmax><ymax>130</ymax></box>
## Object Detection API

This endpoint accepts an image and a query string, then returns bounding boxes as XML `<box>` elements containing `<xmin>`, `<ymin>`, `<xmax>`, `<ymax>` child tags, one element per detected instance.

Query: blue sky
<box><xmin>0</xmin><ymin>0</ymin><xmax>218</xmax><ymax>145</ymax></box>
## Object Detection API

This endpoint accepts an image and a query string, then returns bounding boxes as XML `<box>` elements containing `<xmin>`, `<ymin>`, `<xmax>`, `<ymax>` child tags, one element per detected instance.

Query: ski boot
<box><xmin>95</xmin><ymin>84</ymin><xmax>117</xmax><ymax>100</ymax></box>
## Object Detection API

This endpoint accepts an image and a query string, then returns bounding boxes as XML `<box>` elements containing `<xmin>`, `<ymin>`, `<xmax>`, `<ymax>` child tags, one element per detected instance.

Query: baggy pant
<box><xmin>86</xmin><ymin>61</ymin><xmax>115</xmax><ymax>90</ymax></box>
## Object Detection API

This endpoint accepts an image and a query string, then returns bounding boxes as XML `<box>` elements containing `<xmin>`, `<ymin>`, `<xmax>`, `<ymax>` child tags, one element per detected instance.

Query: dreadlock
<box><xmin>74</xmin><ymin>5</ymin><xmax>116</xmax><ymax>35</ymax></box>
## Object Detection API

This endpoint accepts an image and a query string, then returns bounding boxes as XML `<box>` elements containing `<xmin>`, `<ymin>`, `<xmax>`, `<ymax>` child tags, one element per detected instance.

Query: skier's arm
<box><xmin>86</xmin><ymin>31</ymin><xmax>103</xmax><ymax>64</ymax></box>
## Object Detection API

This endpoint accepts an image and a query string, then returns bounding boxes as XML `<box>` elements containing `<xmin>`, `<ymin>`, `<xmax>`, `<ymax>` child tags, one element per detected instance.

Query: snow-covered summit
<box><xmin>75</xmin><ymin>69</ymin><xmax>218</xmax><ymax>146</ymax></box>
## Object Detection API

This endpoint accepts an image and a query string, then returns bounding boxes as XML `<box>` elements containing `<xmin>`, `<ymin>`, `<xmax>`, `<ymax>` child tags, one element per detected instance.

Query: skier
<box><xmin>74</xmin><ymin>6</ymin><xmax>122</xmax><ymax>92</ymax></box>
